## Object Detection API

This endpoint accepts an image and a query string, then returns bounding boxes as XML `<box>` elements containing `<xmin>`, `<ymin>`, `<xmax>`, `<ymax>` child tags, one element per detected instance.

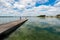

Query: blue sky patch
<box><xmin>14</xmin><ymin>0</ymin><xmax>19</xmax><ymax>2</ymax></box>
<box><xmin>35</xmin><ymin>0</ymin><xmax>56</xmax><ymax>7</ymax></box>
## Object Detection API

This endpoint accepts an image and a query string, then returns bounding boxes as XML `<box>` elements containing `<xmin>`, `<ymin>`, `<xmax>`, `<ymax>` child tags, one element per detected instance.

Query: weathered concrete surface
<box><xmin>0</xmin><ymin>19</ymin><xmax>28</xmax><ymax>40</ymax></box>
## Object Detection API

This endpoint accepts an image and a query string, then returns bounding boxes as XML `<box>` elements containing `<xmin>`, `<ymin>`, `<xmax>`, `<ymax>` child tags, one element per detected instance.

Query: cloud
<box><xmin>36</xmin><ymin>0</ymin><xmax>48</xmax><ymax>4</ymax></box>
<box><xmin>55</xmin><ymin>0</ymin><xmax>60</xmax><ymax>3</ymax></box>
<box><xmin>54</xmin><ymin>2</ymin><xmax>60</xmax><ymax>7</ymax></box>
<box><xmin>0</xmin><ymin>0</ymin><xmax>36</xmax><ymax>16</ymax></box>
<box><xmin>0</xmin><ymin>0</ymin><xmax>60</xmax><ymax>16</ymax></box>
<box><xmin>21</xmin><ymin>5</ymin><xmax>60</xmax><ymax>16</ymax></box>
<box><xmin>13</xmin><ymin>2</ymin><xmax>25</xmax><ymax>10</ymax></box>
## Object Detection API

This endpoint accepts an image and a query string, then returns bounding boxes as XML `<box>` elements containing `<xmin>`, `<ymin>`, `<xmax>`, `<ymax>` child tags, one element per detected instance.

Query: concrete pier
<box><xmin>0</xmin><ymin>19</ymin><xmax>28</xmax><ymax>40</ymax></box>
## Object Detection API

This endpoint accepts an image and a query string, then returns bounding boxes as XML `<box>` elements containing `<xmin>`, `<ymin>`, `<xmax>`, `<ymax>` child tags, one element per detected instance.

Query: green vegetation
<box><xmin>56</xmin><ymin>14</ymin><xmax>60</xmax><ymax>18</ymax></box>
<box><xmin>37</xmin><ymin>15</ymin><xmax>46</xmax><ymax>17</ymax></box>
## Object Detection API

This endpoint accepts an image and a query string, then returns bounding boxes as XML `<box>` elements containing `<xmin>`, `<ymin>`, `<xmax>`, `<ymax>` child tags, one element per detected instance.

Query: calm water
<box><xmin>1</xmin><ymin>17</ymin><xmax>60</xmax><ymax>40</ymax></box>
<box><xmin>0</xmin><ymin>16</ymin><xmax>25</xmax><ymax>24</ymax></box>
<box><xmin>0</xmin><ymin>16</ymin><xmax>20</xmax><ymax>24</ymax></box>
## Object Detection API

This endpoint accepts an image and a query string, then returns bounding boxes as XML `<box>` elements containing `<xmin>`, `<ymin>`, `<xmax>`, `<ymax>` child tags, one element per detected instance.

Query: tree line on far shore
<box><xmin>37</xmin><ymin>14</ymin><xmax>60</xmax><ymax>18</ymax></box>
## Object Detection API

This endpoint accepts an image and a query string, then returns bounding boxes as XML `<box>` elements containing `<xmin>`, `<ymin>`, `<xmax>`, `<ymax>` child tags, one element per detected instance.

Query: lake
<box><xmin>0</xmin><ymin>17</ymin><xmax>60</xmax><ymax>40</ymax></box>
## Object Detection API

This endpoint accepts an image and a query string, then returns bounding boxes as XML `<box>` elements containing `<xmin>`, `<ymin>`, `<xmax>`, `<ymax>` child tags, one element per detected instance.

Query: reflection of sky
<box><xmin>21</xmin><ymin>17</ymin><xmax>60</xmax><ymax>33</ymax></box>
<box><xmin>0</xmin><ymin>17</ymin><xmax>20</xmax><ymax>24</ymax></box>
<box><xmin>28</xmin><ymin>17</ymin><xmax>60</xmax><ymax>25</ymax></box>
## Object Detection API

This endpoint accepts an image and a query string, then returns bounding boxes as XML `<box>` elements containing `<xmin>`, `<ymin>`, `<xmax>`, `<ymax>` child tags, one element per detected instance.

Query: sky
<box><xmin>0</xmin><ymin>0</ymin><xmax>60</xmax><ymax>16</ymax></box>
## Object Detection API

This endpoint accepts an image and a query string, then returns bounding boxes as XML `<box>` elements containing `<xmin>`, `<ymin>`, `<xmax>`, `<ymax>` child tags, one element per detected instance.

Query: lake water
<box><xmin>0</xmin><ymin>16</ymin><xmax>25</xmax><ymax>24</ymax></box>
<box><xmin>0</xmin><ymin>16</ymin><xmax>20</xmax><ymax>24</ymax></box>
<box><xmin>0</xmin><ymin>17</ymin><xmax>60</xmax><ymax>40</ymax></box>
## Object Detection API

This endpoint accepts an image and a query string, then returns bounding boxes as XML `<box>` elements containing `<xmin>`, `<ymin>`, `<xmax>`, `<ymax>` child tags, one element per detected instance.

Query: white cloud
<box><xmin>36</xmin><ymin>0</ymin><xmax>49</xmax><ymax>4</ymax></box>
<box><xmin>21</xmin><ymin>5</ymin><xmax>60</xmax><ymax>16</ymax></box>
<box><xmin>55</xmin><ymin>0</ymin><xmax>60</xmax><ymax>3</ymax></box>
<box><xmin>0</xmin><ymin>0</ymin><xmax>60</xmax><ymax>16</ymax></box>
<box><xmin>13</xmin><ymin>2</ymin><xmax>25</xmax><ymax>9</ymax></box>
<box><xmin>54</xmin><ymin>2</ymin><xmax>60</xmax><ymax>7</ymax></box>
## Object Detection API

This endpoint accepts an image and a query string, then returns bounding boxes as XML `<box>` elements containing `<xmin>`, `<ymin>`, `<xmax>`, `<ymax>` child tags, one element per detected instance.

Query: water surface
<box><xmin>0</xmin><ymin>16</ymin><xmax>20</xmax><ymax>24</ymax></box>
<box><xmin>2</xmin><ymin>17</ymin><xmax>60</xmax><ymax>40</ymax></box>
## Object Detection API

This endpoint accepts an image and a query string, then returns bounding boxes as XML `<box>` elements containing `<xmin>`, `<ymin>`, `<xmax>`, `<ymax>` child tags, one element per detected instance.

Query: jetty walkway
<box><xmin>0</xmin><ymin>19</ymin><xmax>28</xmax><ymax>40</ymax></box>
